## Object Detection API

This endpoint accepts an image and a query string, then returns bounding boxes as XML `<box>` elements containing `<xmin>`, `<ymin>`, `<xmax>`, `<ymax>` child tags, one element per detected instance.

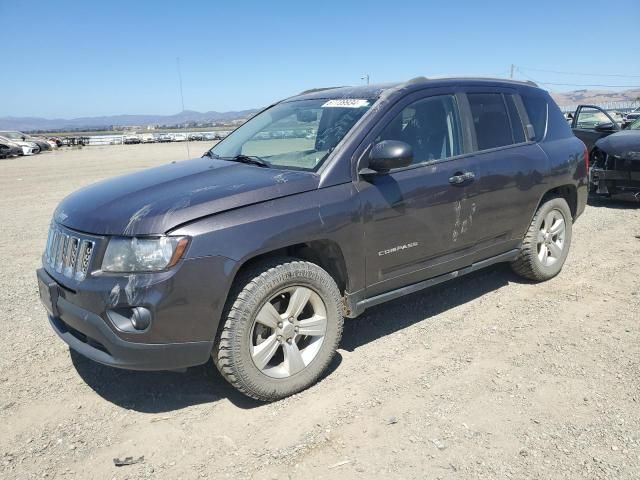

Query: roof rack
<box><xmin>404</xmin><ymin>76</ymin><xmax>429</xmax><ymax>85</ymax></box>
<box><xmin>401</xmin><ymin>76</ymin><xmax>538</xmax><ymax>88</ymax></box>
<box><xmin>298</xmin><ymin>86</ymin><xmax>346</xmax><ymax>95</ymax></box>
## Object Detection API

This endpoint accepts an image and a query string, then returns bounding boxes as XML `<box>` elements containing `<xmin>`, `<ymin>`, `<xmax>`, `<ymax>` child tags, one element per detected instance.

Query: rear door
<box><xmin>457</xmin><ymin>89</ymin><xmax>549</xmax><ymax>256</ymax></box>
<box><xmin>571</xmin><ymin>105</ymin><xmax>620</xmax><ymax>151</ymax></box>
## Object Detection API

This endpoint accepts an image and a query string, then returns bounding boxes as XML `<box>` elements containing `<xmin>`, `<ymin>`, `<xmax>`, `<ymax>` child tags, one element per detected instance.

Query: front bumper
<box><xmin>48</xmin><ymin>305</ymin><xmax>212</xmax><ymax>370</ymax></box>
<box><xmin>592</xmin><ymin>167</ymin><xmax>640</xmax><ymax>194</ymax></box>
<box><xmin>37</xmin><ymin>253</ymin><xmax>237</xmax><ymax>370</ymax></box>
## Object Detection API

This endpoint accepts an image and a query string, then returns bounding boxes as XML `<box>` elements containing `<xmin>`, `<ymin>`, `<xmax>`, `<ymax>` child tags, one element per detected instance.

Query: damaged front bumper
<box><xmin>591</xmin><ymin>167</ymin><xmax>640</xmax><ymax>196</ymax></box>
<box><xmin>36</xmin><ymin>252</ymin><xmax>237</xmax><ymax>371</ymax></box>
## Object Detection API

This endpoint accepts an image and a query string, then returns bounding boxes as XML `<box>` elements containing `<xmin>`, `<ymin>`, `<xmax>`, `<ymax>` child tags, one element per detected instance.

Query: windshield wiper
<box><xmin>203</xmin><ymin>152</ymin><xmax>270</xmax><ymax>168</ymax></box>
<box><xmin>225</xmin><ymin>154</ymin><xmax>270</xmax><ymax>168</ymax></box>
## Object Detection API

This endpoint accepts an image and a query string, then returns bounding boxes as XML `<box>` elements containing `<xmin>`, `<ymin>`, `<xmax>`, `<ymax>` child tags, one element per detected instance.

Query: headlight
<box><xmin>102</xmin><ymin>236</ymin><xmax>189</xmax><ymax>273</ymax></box>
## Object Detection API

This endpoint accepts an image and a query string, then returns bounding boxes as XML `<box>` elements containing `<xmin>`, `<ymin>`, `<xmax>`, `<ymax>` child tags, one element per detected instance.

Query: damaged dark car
<box><xmin>37</xmin><ymin>78</ymin><xmax>587</xmax><ymax>401</ymax></box>
<box><xmin>589</xmin><ymin>119</ymin><xmax>640</xmax><ymax>199</ymax></box>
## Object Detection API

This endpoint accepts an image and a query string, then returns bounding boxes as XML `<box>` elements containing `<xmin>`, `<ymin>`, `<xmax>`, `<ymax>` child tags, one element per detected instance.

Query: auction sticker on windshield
<box><xmin>322</xmin><ymin>99</ymin><xmax>370</xmax><ymax>108</ymax></box>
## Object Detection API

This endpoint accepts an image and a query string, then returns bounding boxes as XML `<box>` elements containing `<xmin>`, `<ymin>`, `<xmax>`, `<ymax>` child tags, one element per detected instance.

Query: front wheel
<box><xmin>213</xmin><ymin>258</ymin><xmax>343</xmax><ymax>401</ymax></box>
<box><xmin>511</xmin><ymin>197</ymin><xmax>573</xmax><ymax>281</ymax></box>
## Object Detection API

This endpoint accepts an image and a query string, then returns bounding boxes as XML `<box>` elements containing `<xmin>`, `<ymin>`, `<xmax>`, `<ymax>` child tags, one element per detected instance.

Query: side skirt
<box><xmin>344</xmin><ymin>249</ymin><xmax>519</xmax><ymax>318</ymax></box>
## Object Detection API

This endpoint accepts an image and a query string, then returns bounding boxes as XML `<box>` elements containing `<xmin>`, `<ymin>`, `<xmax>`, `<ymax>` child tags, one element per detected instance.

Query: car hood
<box><xmin>595</xmin><ymin>130</ymin><xmax>640</xmax><ymax>158</ymax></box>
<box><xmin>54</xmin><ymin>157</ymin><xmax>319</xmax><ymax>235</ymax></box>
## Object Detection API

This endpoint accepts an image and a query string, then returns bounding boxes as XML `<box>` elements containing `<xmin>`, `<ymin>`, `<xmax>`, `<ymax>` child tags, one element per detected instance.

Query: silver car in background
<box><xmin>0</xmin><ymin>134</ymin><xmax>40</xmax><ymax>155</ymax></box>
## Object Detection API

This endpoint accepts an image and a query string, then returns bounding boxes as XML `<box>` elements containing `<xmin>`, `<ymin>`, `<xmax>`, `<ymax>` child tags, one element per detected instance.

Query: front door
<box><xmin>356</xmin><ymin>92</ymin><xmax>479</xmax><ymax>297</ymax></box>
<box><xmin>572</xmin><ymin>105</ymin><xmax>619</xmax><ymax>151</ymax></box>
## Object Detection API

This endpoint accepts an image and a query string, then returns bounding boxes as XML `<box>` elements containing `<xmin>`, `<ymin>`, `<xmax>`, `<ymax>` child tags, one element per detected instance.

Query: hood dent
<box><xmin>55</xmin><ymin>158</ymin><xmax>319</xmax><ymax>235</ymax></box>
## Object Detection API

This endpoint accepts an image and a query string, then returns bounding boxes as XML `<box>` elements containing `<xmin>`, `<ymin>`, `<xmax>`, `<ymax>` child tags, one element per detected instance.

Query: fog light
<box><xmin>131</xmin><ymin>307</ymin><xmax>152</xmax><ymax>331</ymax></box>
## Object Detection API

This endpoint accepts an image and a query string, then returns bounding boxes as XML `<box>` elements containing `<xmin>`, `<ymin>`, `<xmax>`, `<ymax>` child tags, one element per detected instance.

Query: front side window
<box><xmin>468</xmin><ymin>93</ymin><xmax>515</xmax><ymax>150</ymax></box>
<box><xmin>575</xmin><ymin>107</ymin><xmax>612</xmax><ymax>129</ymax></box>
<box><xmin>209</xmin><ymin>99</ymin><xmax>372</xmax><ymax>171</ymax></box>
<box><xmin>375</xmin><ymin>95</ymin><xmax>462</xmax><ymax>165</ymax></box>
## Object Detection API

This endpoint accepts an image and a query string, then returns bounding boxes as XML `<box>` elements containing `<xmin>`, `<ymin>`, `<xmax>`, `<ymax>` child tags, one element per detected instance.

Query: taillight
<box><xmin>584</xmin><ymin>145</ymin><xmax>589</xmax><ymax>172</ymax></box>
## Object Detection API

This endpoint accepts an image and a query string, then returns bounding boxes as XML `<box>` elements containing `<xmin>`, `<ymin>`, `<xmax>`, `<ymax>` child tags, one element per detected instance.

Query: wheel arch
<box><xmin>537</xmin><ymin>184</ymin><xmax>578</xmax><ymax>219</ymax></box>
<box><xmin>231</xmin><ymin>239</ymin><xmax>350</xmax><ymax>294</ymax></box>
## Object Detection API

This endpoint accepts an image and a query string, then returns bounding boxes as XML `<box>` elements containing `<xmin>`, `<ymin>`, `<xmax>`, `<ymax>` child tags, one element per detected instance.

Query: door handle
<box><xmin>448</xmin><ymin>171</ymin><xmax>475</xmax><ymax>185</ymax></box>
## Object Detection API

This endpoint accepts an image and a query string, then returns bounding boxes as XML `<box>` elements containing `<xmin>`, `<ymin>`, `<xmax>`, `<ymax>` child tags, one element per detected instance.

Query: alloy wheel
<box><xmin>250</xmin><ymin>286</ymin><xmax>327</xmax><ymax>379</ymax></box>
<box><xmin>536</xmin><ymin>208</ymin><xmax>566</xmax><ymax>267</ymax></box>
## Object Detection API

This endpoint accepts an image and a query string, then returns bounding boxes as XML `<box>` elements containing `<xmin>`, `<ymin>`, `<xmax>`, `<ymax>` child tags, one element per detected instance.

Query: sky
<box><xmin>2</xmin><ymin>0</ymin><xmax>640</xmax><ymax>118</ymax></box>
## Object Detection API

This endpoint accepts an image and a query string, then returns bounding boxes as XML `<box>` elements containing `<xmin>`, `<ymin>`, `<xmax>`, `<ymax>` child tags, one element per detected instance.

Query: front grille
<box><xmin>613</xmin><ymin>156</ymin><xmax>640</xmax><ymax>173</ymax></box>
<box><xmin>45</xmin><ymin>224</ymin><xmax>96</xmax><ymax>281</ymax></box>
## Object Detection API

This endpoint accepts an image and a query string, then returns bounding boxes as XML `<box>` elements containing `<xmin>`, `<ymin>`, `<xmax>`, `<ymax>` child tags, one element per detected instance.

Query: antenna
<box><xmin>176</xmin><ymin>57</ymin><xmax>190</xmax><ymax>158</ymax></box>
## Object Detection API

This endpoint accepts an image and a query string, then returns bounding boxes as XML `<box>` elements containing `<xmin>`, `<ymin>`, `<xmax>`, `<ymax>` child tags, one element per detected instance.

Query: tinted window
<box><xmin>545</xmin><ymin>97</ymin><xmax>573</xmax><ymax>141</ymax></box>
<box><xmin>505</xmin><ymin>95</ymin><xmax>526</xmax><ymax>143</ymax></box>
<box><xmin>467</xmin><ymin>93</ymin><xmax>513</xmax><ymax>150</ymax></box>
<box><xmin>376</xmin><ymin>95</ymin><xmax>461</xmax><ymax>165</ymax></box>
<box><xmin>521</xmin><ymin>93</ymin><xmax>547</xmax><ymax>140</ymax></box>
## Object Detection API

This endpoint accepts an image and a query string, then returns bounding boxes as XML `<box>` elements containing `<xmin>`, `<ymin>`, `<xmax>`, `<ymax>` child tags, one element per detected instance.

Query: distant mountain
<box><xmin>4</xmin><ymin>87</ymin><xmax>640</xmax><ymax>132</ymax></box>
<box><xmin>550</xmin><ymin>88</ymin><xmax>640</xmax><ymax>107</ymax></box>
<box><xmin>0</xmin><ymin>109</ymin><xmax>260</xmax><ymax>132</ymax></box>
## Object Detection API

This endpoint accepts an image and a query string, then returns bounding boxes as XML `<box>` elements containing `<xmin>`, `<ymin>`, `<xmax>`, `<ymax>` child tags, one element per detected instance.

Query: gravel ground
<box><xmin>0</xmin><ymin>143</ymin><xmax>639</xmax><ymax>480</ymax></box>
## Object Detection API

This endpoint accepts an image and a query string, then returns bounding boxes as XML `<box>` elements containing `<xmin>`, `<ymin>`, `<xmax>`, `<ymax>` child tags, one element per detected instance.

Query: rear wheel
<box><xmin>213</xmin><ymin>258</ymin><xmax>343</xmax><ymax>401</ymax></box>
<box><xmin>511</xmin><ymin>197</ymin><xmax>573</xmax><ymax>281</ymax></box>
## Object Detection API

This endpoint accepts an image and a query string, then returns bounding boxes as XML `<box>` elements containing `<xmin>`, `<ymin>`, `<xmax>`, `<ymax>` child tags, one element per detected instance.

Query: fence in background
<box><xmin>558</xmin><ymin>100</ymin><xmax>640</xmax><ymax>114</ymax></box>
<box><xmin>77</xmin><ymin>131</ymin><xmax>232</xmax><ymax>146</ymax></box>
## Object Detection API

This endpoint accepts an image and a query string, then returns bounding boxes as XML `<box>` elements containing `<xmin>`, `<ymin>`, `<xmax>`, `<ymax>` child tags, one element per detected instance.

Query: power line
<box><xmin>517</xmin><ymin>65</ymin><xmax>640</xmax><ymax>79</ymax></box>
<box><xmin>514</xmin><ymin>67</ymin><xmax>640</xmax><ymax>89</ymax></box>
<box><xmin>531</xmin><ymin>80</ymin><xmax>639</xmax><ymax>88</ymax></box>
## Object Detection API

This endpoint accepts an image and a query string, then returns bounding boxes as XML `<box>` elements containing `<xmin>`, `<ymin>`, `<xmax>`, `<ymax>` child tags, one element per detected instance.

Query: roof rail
<box><xmin>403</xmin><ymin>76</ymin><xmax>429</xmax><ymax>85</ymax></box>
<box><xmin>298</xmin><ymin>86</ymin><xmax>346</xmax><ymax>95</ymax></box>
<box><xmin>401</xmin><ymin>76</ymin><xmax>538</xmax><ymax>88</ymax></box>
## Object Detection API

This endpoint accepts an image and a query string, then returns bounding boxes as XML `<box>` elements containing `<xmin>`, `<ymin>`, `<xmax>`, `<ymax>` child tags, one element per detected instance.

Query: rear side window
<box><xmin>545</xmin><ymin>96</ymin><xmax>573</xmax><ymax>141</ymax></box>
<box><xmin>505</xmin><ymin>95</ymin><xmax>526</xmax><ymax>143</ymax></box>
<box><xmin>521</xmin><ymin>93</ymin><xmax>547</xmax><ymax>140</ymax></box>
<box><xmin>467</xmin><ymin>93</ymin><xmax>514</xmax><ymax>150</ymax></box>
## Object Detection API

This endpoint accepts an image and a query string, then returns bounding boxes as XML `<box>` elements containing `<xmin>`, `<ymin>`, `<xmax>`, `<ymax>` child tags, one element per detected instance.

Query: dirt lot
<box><xmin>1</xmin><ymin>143</ymin><xmax>639</xmax><ymax>479</ymax></box>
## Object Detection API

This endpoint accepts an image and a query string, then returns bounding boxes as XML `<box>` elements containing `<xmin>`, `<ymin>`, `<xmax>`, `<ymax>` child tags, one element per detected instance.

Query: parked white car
<box><xmin>0</xmin><ymin>135</ymin><xmax>40</xmax><ymax>155</ymax></box>
<box><xmin>140</xmin><ymin>133</ymin><xmax>155</xmax><ymax>143</ymax></box>
<box><xmin>172</xmin><ymin>133</ymin><xmax>187</xmax><ymax>142</ymax></box>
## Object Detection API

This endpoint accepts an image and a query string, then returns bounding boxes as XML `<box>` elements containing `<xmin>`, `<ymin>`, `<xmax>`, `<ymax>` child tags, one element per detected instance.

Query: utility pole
<box><xmin>176</xmin><ymin>57</ymin><xmax>190</xmax><ymax>158</ymax></box>
<box><xmin>361</xmin><ymin>74</ymin><xmax>370</xmax><ymax>85</ymax></box>
<box><xmin>510</xmin><ymin>64</ymin><xmax>515</xmax><ymax>79</ymax></box>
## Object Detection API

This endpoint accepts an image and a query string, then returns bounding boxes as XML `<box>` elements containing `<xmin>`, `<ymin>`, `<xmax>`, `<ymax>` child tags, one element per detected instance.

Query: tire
<box><xmin>213</xmin><ymin>258</ymin><xmax>344</xmax><ymax>401</ymax></box>
<box><xmin>511</xmin><ymin>197</ymin><xmax>573</xmax><ymax>281</ymax></box>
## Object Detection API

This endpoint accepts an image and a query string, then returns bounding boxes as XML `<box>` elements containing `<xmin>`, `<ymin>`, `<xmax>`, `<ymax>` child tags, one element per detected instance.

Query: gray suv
<box><xmin>37</xmin><ymin>77</ymin><xmax>588</xmax><ymax>401</ymax></box>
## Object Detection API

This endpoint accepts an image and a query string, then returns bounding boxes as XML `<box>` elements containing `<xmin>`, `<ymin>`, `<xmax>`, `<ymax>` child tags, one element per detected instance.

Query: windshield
<box><xmin>209</xmin><ymin>98</ymin><xmax>372</xmax><ymax>171</ymax></box>
<box><xmin>0</xmin><ymin>131</ymin><xmax>24</xmax><ymax>140</ymax></box>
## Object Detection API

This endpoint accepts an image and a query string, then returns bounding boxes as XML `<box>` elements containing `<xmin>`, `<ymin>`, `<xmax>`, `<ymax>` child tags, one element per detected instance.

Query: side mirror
<box><xmin>361</xmin><ymin>140</ymin><xmax>413</xmax><ymax>174</ymax></box>
<box><xmin>594</xmin><ymin>122</ymin><xmax>617</xmax><ymax>132</ymax></box>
